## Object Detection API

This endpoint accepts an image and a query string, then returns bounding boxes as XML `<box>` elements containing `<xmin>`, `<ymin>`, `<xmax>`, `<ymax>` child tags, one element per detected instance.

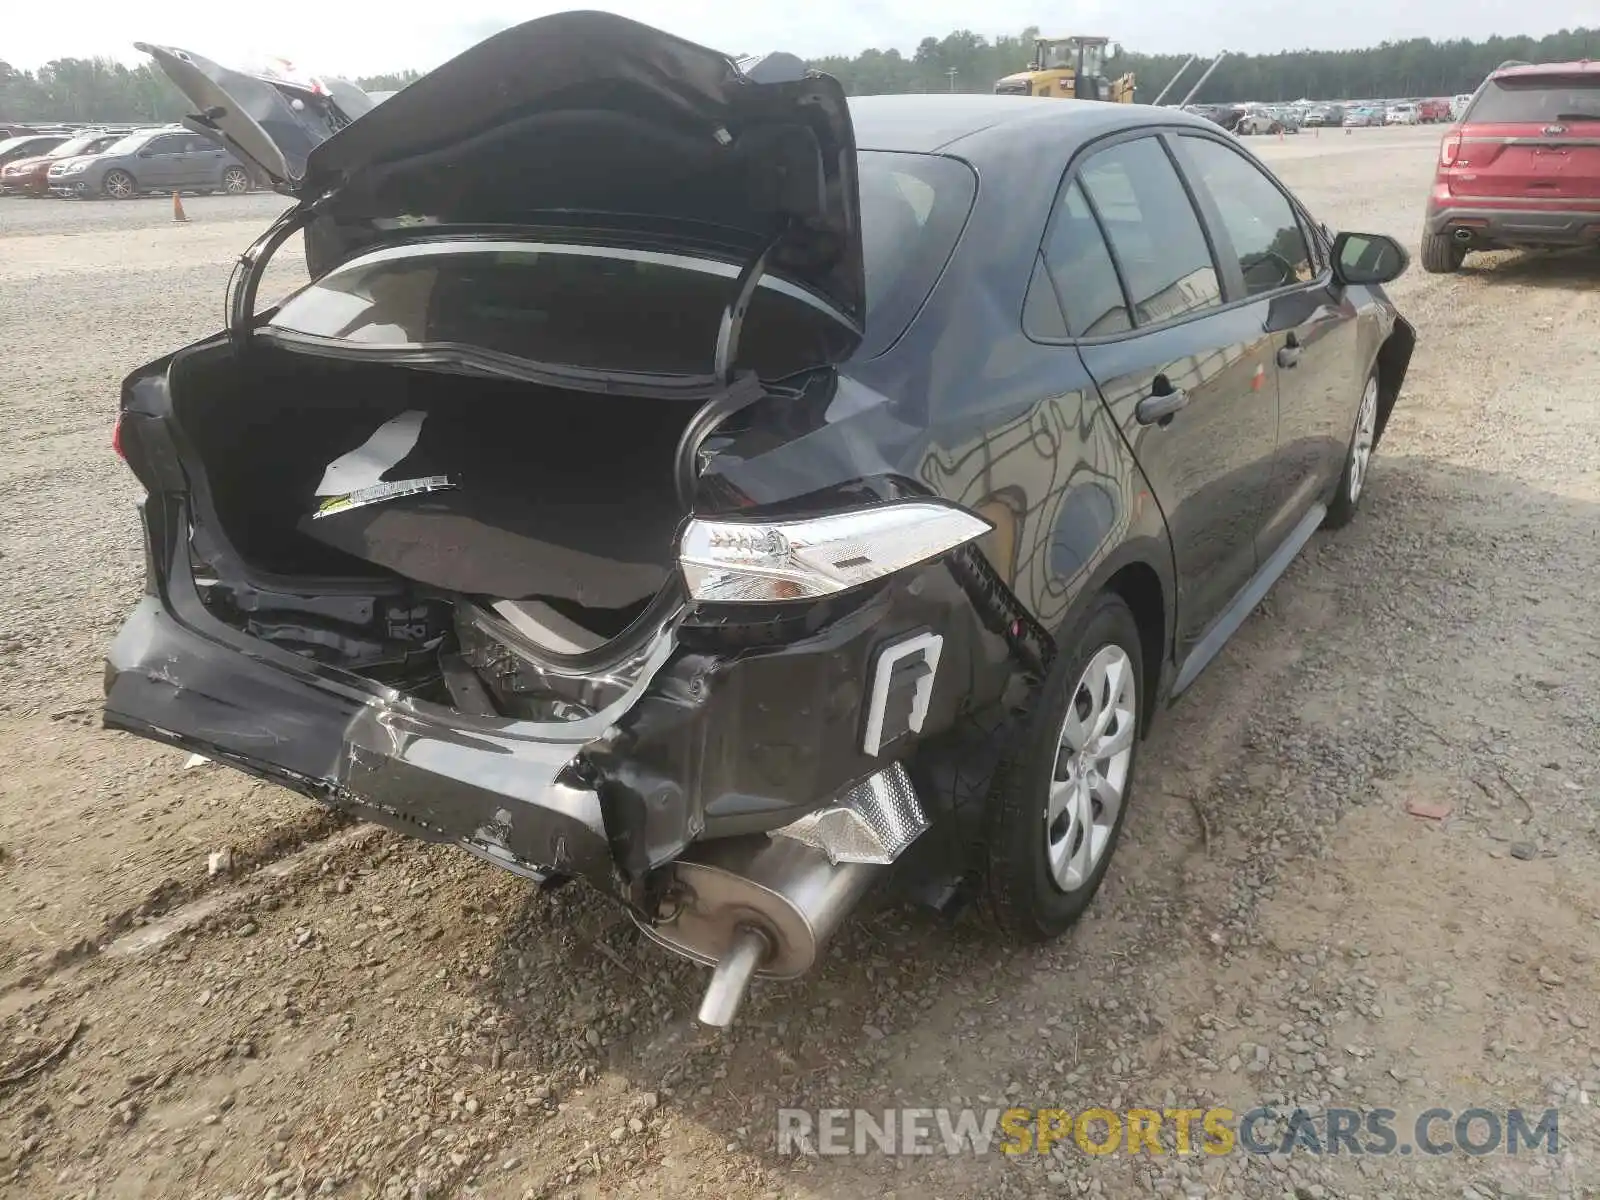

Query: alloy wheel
<box><xmin>223</xmin><ymin>167</ymin><xmax>249</xmax><ymax>195</ymax></box>
<box><xmin>1349</xmin><ymin>375</ymin><xmax>1379</xmax><ymax>504</ymax></box>
<box><xmin>104</xmin><ymin>171</ymin><xmax>133</xmax><ymax>199</ymax></box>
<box><xmin>1045</xmin><ymin>644</ymin><xmax>1137</xmax><ymax>891</ymax></box>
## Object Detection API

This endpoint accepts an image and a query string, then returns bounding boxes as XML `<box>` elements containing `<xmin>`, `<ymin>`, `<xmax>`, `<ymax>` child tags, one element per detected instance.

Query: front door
<box><xmin>136</xmin><ymin>133</ymin><xmax>188</xmax><ymax>187</ymax></box>
<box><xmin>1169</xmin><ymin>131</ymin><xmax>1362</xmax><ymax>559</ymax></box>
<box><xmin>1060</xmin><ymin>133</ymin><xmax>1282</xmax><ymax>661</ymax></box>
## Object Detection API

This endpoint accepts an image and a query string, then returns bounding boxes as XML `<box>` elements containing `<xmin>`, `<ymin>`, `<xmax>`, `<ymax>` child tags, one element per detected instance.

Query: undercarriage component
<box><xmin>636</xmin><ymin>764</ymin><xmax>923</xmax><ymax>1027</ymax></box>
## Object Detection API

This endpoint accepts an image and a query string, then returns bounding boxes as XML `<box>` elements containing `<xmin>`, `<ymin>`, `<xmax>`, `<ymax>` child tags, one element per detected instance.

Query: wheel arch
<box><xmin>1372</xmin><ymin>313</ymin><xmax>1416</xmax><ymax>447</ymax></box>
<box><xmin>1044</xmin><ymin>535</ymin><xmax>1173</xmax><ymax>738</ymax></box>
<box><xmin>1100</xmin><ymin>557</ymin><xmax>1166</xmax><ymax>735</ymax></box>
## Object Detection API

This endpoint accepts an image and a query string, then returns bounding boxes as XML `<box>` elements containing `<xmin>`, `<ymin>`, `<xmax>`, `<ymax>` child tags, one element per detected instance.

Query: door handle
<box><xmin>1135</xmin><ymin>385</ymin><xmax>1190</xmax><ymax>425</ymax></box>
<box><xmin>1277</xmin><ymin>331</ymin><xmax>1301</xmax><ymax>369</ymax></box>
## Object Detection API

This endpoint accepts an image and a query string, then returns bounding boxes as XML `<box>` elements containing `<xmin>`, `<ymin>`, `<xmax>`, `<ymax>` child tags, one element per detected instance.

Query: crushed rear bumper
<box><xmin>104</xmin><ymin>594</ymin><xmax>619</xmax><ymax>884</ymax></box>
<box><xmin>103</xmin><ymin>495</ymin><xmax>1010</xmax><ymax>891</ymax></box>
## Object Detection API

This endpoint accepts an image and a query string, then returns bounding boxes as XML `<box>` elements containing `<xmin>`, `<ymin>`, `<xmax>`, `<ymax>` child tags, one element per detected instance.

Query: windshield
<box><xmin>266</xmin><ymin>149</ymin><xmax>975</xmax><ymax>375</ymax></box>
<box><xmin>1467</xmin><ymin>77</ymin><xmax>1600</xmax><ymax>122</ymax></box>
<box><xmin>101</xmin><ymin>131</ymin><xmax>155</xmax><ymax>156</ymax></box>
<box><xmin>48</xmin><ymin>133</ymin><xmax>111</xmax><ymax>158</ymax></box>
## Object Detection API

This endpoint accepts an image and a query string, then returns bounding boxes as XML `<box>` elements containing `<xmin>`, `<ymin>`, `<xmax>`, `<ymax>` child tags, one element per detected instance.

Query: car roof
<box><xmin>1492</xmin><ymin>59</ymin><xmax>1600</xmax><ymax>81</ymax></box>
<box><xmin>847</xmin><ymin>94</ymin><xmax>1216</xmax><ymax>156</ymax></box>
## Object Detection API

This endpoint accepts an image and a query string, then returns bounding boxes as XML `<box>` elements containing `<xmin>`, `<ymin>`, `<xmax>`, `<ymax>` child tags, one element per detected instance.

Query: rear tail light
<box><xmin>112</xmin><ymin>413</ymin><xmax>126</xmax><ymax>461</ymax></box>
<box><xmin>680</xmin><ymin>502</ymin><xmax>992</xmax><ymax>603</ymax></box>
<box><xmin>1440</xmin><ymin>132</ymin><xmax>1463</xmax><ymax>166</ymax></box>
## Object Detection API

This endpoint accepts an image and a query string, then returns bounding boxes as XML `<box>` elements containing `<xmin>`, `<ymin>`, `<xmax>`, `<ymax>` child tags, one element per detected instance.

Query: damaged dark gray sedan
<box><xmin>108</xmin><ymin>12</ymin><xmax>1416</xmax><ymax>1026</ymax></box>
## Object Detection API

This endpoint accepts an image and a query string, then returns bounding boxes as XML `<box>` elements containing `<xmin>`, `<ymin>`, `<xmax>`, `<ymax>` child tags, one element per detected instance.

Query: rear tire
<box><xmin>1324</xmin><ymin>368</ymin><xmax>1381</xmax><ymax>529</ymax></box>
<box><xmin>1420</xmin><ymin>229</ymin><xmax>1466</xmax><ymax>274</ymax></box>
<box><xmin>222</xmin><ymin>166</ymin><xmax>250</xmax><ymax>195</ymax></box>
<box><xmin>986</xmin><ymin>592</ymin><xmax>1144</xmax><ymax>941</ymax></box>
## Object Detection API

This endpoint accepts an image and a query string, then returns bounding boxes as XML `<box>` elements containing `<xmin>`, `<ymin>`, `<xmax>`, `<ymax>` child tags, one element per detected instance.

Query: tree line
<box><xmin>4</xmin><ymin>27</ymin><xmax>1598</xmax><ymax>126</ymax></box>
<box><xmin>813</xmin><ymin>27</ymin><xmax>1600</xmax><ymax>102</ymax></box>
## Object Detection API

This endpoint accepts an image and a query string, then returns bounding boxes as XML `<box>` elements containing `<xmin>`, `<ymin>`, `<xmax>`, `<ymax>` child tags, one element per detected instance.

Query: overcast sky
<box><xmin>6</xmin><ymin>1</ymin><xmax>1593</xmax><ymax>78</ymax></box>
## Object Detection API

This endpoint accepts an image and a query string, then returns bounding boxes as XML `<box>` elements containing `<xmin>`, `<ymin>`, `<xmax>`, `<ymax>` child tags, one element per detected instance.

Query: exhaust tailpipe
<box><xmin>1453</xmin><ymin>227</ymin><xmax>1474</xmax><ymax>243</ymax></box>
<box><xmin>636</xmin><ymin>764</ymin><xmax>926</xmax><ymax>1027</ymax></box>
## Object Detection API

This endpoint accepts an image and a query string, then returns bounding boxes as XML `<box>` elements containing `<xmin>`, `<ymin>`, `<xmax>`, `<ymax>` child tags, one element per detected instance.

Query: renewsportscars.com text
<box><xmin>776</xmin><ymin>1106</ymin><xmax>1561</xmax><ymax>1158</ymax></box>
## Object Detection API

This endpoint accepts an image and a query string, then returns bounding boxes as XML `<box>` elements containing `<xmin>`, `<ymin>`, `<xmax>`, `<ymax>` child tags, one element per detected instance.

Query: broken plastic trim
<box><xmin>769</xmin><ymin>762</ymin><xmax>928</xmax><ymax>864</ymax></box>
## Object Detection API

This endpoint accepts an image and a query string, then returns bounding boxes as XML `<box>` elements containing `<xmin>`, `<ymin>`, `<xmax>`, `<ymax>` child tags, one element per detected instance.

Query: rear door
<box><xmin>1170</xmin><ymin>132</ymin><xmax>1359</xmax><ymax>557</ymax></box>
<box><xmin>1453</xmin><ymin>71</ymin><xmax>1600</xmax><ymax>202</ymax></box>
<box><xmin>1057</xmin><ymin>132</ymin><xmax>1282</xmax><ymax>661</ymax></box>
<box><xmin>183</xmin><ymin>134</ymin><xmax>228</xmax><ymax>186</ymax></box>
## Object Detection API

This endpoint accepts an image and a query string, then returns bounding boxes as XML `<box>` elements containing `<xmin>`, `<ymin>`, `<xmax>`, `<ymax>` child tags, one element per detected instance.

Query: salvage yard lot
<box><xmin>0</xmin><ymin>124</ymin><xmax>1596</xmax><ymax>1198</ymax></box>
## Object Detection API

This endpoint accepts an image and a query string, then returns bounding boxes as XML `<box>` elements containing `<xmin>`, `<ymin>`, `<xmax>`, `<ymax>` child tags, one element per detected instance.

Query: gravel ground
<box><xmin>0</xmin><ymin>125</ymin><xmax>1596</xmax><ymax>1199</ymax></box>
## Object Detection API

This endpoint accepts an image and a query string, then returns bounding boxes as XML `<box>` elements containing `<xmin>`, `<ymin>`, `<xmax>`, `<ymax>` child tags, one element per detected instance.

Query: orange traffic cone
<box><xmin>172</xmin><ymin>191</ymin><xmax>188</xmax><ymax>223</ymax></box>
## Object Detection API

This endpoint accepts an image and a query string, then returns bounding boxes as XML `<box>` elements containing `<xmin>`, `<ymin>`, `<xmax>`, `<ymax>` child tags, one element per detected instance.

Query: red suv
<box><xmin>1422</xmin><ymin>60</ymin><xmax>1600</xmax><ymax>273</ymax></box>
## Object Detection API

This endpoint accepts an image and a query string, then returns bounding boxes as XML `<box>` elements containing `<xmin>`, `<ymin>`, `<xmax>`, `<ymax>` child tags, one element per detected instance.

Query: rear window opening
<box><xmin>265</xmin><ymin>240</ymin><xmax>852</xmax><ymax>381</ymax></box>
<box><xmin>1466</xmin><ymin>76</ymin><xmax>1600</xmax><ymax>123</ymax></box>
<box><xmin>284</xmin><ymin>149</ymin><xmax>976</xmax><ymax>374</ymax></box>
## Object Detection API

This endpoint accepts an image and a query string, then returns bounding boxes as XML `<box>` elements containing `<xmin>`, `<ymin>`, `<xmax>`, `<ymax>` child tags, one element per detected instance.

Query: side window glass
<box><xmin>1022</xmin><ymin>254</ymin><xmax>1069</xmax><ymax>340</ymax></box>
<box><xmin>1179</xmin><ymin>136</ymin><xmax>1314</xmax><ymax>296</ymax></box>
<box><xmin>145</xmin><ymin>136</ymin><xmax>181</xmax><ymax>155</ymax></box>
<box><xmin>185</xmin><ymin>136</ymin><xmax>216</xmax><ymax>153</ymax></box>
<box><xmin>1038</xmin><ymin>180</ymin><xmax>1131</xmax><ymax>337</ymax></box>
<box><xmin>1077</xmin><ymin>137</ymin><xmax>1222</xmax><ymax>326</ymax></box>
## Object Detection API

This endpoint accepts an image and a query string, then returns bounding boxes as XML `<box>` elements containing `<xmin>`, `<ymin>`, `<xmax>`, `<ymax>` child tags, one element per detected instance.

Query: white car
<box><xmin>1234</xmin><ymin>106</ymin><xmax>1281</xmax><ymax>135</ymax></box>
<box><xmin>1385</xmin><ymin>104</ymin><xmax>1420</xmax><ymax>125</ymax></box>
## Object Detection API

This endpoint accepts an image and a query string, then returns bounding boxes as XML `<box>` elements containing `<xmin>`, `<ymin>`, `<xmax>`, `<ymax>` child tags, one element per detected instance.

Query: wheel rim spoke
<box><xmin>1045</xmin><ymin>643</ymin><xmax>1137</xmax><ymax>892</ymax></box>
<box><xmin>1350</xmin><ymin>380</ymin><xmax>1378</xmax><ymax>501</ymax></box>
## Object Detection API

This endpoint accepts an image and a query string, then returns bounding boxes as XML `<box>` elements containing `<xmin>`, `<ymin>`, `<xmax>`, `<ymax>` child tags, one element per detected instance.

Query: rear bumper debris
<box><xmin>104</xmin><ymin>596</ymin><xmax>620</xmax><ymax>884</ymax></box>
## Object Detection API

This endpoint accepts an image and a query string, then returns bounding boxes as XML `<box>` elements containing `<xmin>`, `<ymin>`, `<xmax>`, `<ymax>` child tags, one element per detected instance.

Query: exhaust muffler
<box><xmin>636</xmin><ymin>764</ymin><xmax>926</xmax><ymax>1027</ymax></box>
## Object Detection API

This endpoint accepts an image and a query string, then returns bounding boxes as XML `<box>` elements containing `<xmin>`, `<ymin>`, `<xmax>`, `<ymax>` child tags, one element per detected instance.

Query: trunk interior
<box><xmin>170</xmin><ymin>346</ymin><xmax>705</xmax><ymax>655</ymax></box>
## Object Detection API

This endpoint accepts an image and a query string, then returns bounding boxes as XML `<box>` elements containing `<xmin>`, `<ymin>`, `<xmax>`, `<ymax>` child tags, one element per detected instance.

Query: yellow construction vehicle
<box><xmin>993</xmin><ymin>36</ymin><xmax>1135</xmax><ymax>102</ymax></box>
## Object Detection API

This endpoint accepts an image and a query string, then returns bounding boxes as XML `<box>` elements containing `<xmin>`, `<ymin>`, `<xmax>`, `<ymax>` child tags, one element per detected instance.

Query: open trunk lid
<box><xmin>139</xmin><ymin>11</ymin><xmax>866</xmax><ymax>331</ymax></box>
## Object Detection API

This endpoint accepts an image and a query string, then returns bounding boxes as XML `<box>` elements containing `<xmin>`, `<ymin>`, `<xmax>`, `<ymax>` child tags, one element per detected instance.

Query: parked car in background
<box><xmin>47</xmin><ymin>126</ymin><xmax>254</xmax><ymax>198</ymax></box>
<box><xmin>1385</xmin><ymin>103</ymin><xmax>1421</xmax><ymax>125</ymax></box>
<box><xmin>1422</xmin><ymin>59</ymin><xmax>1600</xmax><ymax>272</ymax></box>
<box><xmin>0</xmin><ymin>132</ymin><xmax>70</xmax><ymax>171</ymax></box>
<box><xmin>1344</xmin><ymin>107</ymin><xmax>1383</xmax><ymax>127</ymax></box>
<box><xmin>1451</xmin><ymin>93</ymin><xmax>1474</xmax><ymax>119</ymax></box>
<box><xmin>1233</xmin><ymin>105</ymin><xmax>1279</xmax><ymax>135</ymax></box>
<box><xmin>0</xmin><ymin>129</ymin><xmax>130</xmax><ymax>196</ymax></box>
<box><xmin>1304</xmin><ymin>104</ymin><xmax>1344</xmax><ymax>126</ymax></box>
<box><xmin>1418</xmin><ymin>98</ymin><xmax>1453</xmax><ymax>122</ymax></box>
<box><xmin>113</xmin><ymin>13</ymin><xmax>1416</xmax><ymax>1028</ymax></box>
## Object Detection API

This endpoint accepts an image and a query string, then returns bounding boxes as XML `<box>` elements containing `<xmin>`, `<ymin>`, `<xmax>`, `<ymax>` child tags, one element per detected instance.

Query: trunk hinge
<box><xmin>224</xmin><ymin>198</ymin><xmax>323</xmax><ymax>354</ymax></box>
<box><xmin>712</xmin><ymin>226</ymin><xmax>788</xmax><ymax>386</ymax></box>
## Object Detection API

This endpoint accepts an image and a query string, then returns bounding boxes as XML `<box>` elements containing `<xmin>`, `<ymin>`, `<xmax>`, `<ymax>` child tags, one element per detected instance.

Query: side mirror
<box><xmin>1331</xmin><ymin>231</ymin><xmax>1409</xmax><ymax>286</ymax></box>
